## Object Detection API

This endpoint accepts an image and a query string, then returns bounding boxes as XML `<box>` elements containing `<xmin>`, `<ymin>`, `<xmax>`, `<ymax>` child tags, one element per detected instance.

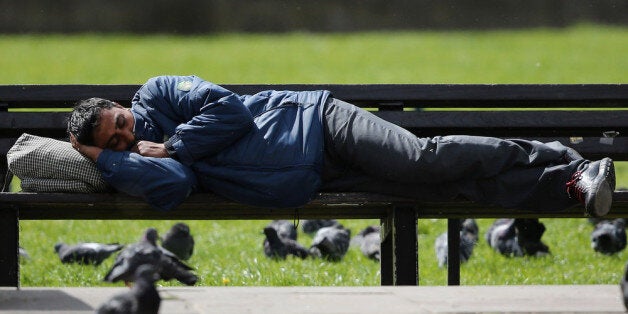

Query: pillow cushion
<box><xmin>7</xmin><ymin>133</ymin><xmax>110</xmax><ymax>193</ymax></box>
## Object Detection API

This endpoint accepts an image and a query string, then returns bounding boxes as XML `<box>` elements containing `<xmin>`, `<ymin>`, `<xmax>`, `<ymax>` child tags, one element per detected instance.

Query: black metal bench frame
<box><xmin>1</xmin><ymin>84</ymin><xmax>627</xmax><ymax>287</ymax></box>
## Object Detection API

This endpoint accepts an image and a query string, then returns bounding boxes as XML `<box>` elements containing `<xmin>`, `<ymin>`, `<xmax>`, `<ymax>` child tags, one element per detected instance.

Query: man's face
<box><xmin>92</xmin><ymin>104</ymin><xmax>136</xmax><ymax>151</ymax></box>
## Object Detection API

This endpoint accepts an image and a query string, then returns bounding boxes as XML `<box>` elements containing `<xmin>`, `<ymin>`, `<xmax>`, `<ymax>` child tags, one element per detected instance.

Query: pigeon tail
<box><xmin>177</xmin><ymin>272</ymin><xmax>198</xmax><ymax>286</ymax></box>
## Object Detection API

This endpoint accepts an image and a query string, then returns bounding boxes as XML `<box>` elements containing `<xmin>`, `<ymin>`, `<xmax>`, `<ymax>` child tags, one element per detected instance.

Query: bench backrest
<box><xmin>1</xmin><ymin>84</ymin><xmax>627</xmax><ymax>190</ymax></box>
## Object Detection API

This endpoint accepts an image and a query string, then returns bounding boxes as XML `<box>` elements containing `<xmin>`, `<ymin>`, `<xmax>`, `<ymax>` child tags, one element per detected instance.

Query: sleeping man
<box><xmin>68</xmin><ymin>75</ymin><xmax>615</xmax><ymax>216</ymax></box>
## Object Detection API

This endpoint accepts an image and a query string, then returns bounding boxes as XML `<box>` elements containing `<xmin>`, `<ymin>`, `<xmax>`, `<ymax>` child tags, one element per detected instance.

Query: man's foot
<box><xmin>566</xmin><ymin>157</ymin><xmax>615</xmax><ymax>217</ymax></box>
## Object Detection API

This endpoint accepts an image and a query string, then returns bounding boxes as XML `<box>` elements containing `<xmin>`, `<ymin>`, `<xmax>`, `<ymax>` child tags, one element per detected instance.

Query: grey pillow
<box><xmin>7</xmin><ymin>133</ymin><xmax>110</xmax><ymax>193</ymax></box>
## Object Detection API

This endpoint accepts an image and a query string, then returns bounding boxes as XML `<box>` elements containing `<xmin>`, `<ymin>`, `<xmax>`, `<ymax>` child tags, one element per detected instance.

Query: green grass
<box><xmin>19</xmin><ymin>218</ymin><xmax>628</xmax><ymax>287</ymax></box>
<box><xmin>0</xmin><ymin>24</ymin><xmax>626</xmax><ymax>84</ymax></box>
<box><xmin>20</xmin><ymin>220</ymin><xmax>383</xmax><ymax>287</ymax></box>
<box><xmin>3</xmin><ymin>24</ymin><xmax>628</xmax><ymax>286</ymax></box>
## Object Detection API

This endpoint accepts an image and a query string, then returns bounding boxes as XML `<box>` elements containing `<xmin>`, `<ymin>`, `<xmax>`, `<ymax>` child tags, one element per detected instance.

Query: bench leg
<box><xmin>380</xmin><ymin>217</ymin><xmax>393</xmax><ymax>285</ymax></box>
<box><xmin>380</xmin><ymin>206</ymin><xmax>418</xmax><ymax>285</ymax></box>
<box><xmin>0</xmin><ymin>206</ymin><xmax>19</xmax><ymax>287</ymax></box>
<box><xmin>447</xmin><ymin>218</ymin><xmax>461</xmax><ymax>285</ymax></box>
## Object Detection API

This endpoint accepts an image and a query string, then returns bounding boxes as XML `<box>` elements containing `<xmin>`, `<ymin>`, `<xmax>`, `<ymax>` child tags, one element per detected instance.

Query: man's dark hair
<box><xmin>67</xmin><ymin>97</ymin><xmax>117</xmax><ymax>146</ymax></box>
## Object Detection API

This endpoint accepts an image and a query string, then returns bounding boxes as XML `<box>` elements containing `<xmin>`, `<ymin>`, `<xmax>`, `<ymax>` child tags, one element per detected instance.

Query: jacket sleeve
<box><xmin>133</xmin><ymin>75</ymin><xmax>254</xmax><ymax>166</ymax></box>
<box><xmin>96</xmin><ymin>149</ymin><xmax>198</xmax><ymax>211</ymax></box>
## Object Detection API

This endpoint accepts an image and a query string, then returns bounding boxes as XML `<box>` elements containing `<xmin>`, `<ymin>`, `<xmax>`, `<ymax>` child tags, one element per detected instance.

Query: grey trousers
<box><xmin>320</xmin><ymin>98</ymin><xmax>585</xmax><ymax>212</ymax></box>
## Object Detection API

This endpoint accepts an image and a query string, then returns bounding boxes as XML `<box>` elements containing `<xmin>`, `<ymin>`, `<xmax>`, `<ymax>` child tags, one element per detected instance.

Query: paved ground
<box><xmin>0</xmin><ymin>285</ymin><xmax>625</xmax><ymax>314</ymax></box>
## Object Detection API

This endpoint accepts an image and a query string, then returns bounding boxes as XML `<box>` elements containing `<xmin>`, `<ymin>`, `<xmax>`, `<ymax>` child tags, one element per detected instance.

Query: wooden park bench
<box><xmin>1</xmin><ymin>83</ymin><xmax>627</xmax><ymax>287</ymax></box>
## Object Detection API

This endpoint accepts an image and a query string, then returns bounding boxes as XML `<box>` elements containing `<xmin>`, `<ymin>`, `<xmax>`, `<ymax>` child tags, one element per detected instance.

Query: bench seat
<box><xmin>1</xmin><ymin>83</ymin><xmax>627</xmax><ymax>287</ymax></box>
<box><xmin>1</xmin><ymin>191</ymin><xmax>627</xmax><ymax>220</ymax></box>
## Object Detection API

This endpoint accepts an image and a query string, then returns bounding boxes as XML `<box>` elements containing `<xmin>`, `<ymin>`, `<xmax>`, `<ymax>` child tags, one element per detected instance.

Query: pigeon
<box><xmin>485</xmin><ymin>218</ymin><xmax>523</xmax><ymax>257</ymax></box>
<box><xmin>301</xmin><ymin>219</ymin><xmax>340</xmax><ymax>234</ymax></box>
<box><xmin>621</xmin><ymin>261</ymin><xmax>628</xmax><ymax>311</ymax></box>
<box><xmin>351</xmin><ymin>225</ymin><xmax>381</xmax><ymax>261</ymax></box>
<box><xmin>514</xmin><ymin>218</ymin><xmax>550</xmax><ymax>256</ymax></box>
<box><xmin>54</xmin><ymin>242</ymin><xmax>124</xmax><ymax>265</ymax></box>
<box><xmin>104</xmin><ymin>228</ymin><xmax>162</xmax><ymax>285</ymax></box>
<box><xmin>19</xmin><ymin>247</ymin><xmax>30</xmax><ymax>261</ymax></box>
<box><xmin>156</xmin><ymin>245</ymin><xmax>198</xmax><ymax>285</ymax></box>
<box><xmin>591</xmin><ymin>218</ymin><xmax>627</xmax><ymax>255</ymax></box>
<box><xmin>461</xmin><ymin>218</ymin><xmax>480</xmax><ymax>242</ymax></box>
<box><xmin>588</xmin><ymin>217</ymin><xmax>626</xmax><ymax>226</ymax></box>
<box><xmin>104</xmin><ymin>227</ymin><xmax>197</xmax><ymax>286</ymax></box>
<box><xmin>263</xmin><ymin>226</ymin><xmax>309</xmax><ymax>259</ymax></box>
<box><xmin>266</xmin><ymin>220</ymin><xmax>298</xmax><ymax>240</ymax></box>
<box><xmin>588</xmin><ymin>217</ymin><xmax>606</xmax><ymax>226</ymax></box>
<box><xmin>96</xmin><ymin>264</ymin><xmax>161</xmax><ymax>314</ymax></box>
<box><xmin>309</xmin><ymin>224</ymin><xmax>351</xmax><ymax>261</ymax></box>
<box><xmin>161</xmin><ymin>222</ymin><xmax>195</xmax><ymax>261</ymax></box>
<box><xmin>434</xmin><ymin>219</ymin><xmax>478</xmax><ymax>268</ymax></box>
<box><xmin>434</xmin><ymin>232</ymin><xmax>448</xmax><ymax>267</ymax></box>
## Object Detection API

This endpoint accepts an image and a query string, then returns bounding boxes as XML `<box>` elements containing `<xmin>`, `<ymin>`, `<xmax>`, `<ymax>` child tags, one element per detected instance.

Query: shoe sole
<box><xmin>608</xmin><ymin>158</ymin><xmax>617</xmax><ymax>191</ymax></box>
<box><xmin>585</xmin><ymin>157</ymin><xmax>615</xmax><ymax>217</ymax></box>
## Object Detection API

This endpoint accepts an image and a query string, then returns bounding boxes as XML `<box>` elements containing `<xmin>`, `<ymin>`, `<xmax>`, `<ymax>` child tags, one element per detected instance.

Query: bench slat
<box><xmin>2</xmin><ymin>84</ymin><xmax>627</xmax><ymax>108</ymax></box>
<box><xmin>1</xmin><ymin>137</ymin><xmax>626</xmax><ymax>161</ymax></box>
<box><xmin>2</xmin><ymin>110</ymin><xmax>627</xmax><ymax>139</ymax></box>
<box><xmin>3</xmin><ymin>111</ymin><xmax>626</xmax><ymax>133</ymax></box>
<box><xmin>376</xmin><ymin>111</ymin><xmax>628</xmax><ymax>137</ymax></box>
<box><xmin>2</xmin><ymin>191</ymin><xmax>626</xmax><ymax>220</ymax></box>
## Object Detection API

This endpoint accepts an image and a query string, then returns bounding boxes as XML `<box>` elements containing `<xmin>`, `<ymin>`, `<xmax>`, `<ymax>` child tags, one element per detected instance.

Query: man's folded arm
<box><xmin>96</xmin><ymin>150</ymin><xmax>198</xmax><ymax>211</ymax></box>
<box><xmin>137</xmin><ymin>75</ymin><xmax>255</xmax><ymax>165</ymax></box>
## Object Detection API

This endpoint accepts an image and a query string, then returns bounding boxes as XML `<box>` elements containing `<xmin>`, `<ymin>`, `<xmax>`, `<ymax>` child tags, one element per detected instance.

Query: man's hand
<box><xmin>133</xmin><ymin>140</ymin><xmax>169</xmax><ymax>158</ymax></box>
<box><xmin>69</xmin><ymin>133</ymin><xmax>102</xmax><ymax>162</ymax></box>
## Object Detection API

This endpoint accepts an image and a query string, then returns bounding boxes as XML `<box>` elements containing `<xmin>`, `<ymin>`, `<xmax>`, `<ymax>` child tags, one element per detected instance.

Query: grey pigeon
<box><xmin>156</xmin><ymin>245</ymin><xmax>198</xmax><ymax>285</ymax></box>
<box><xmin>434</xmin><ymin>233</ymin><xmax>448</xmax><ymax>267</ymax></box>
<box><xmin>589</xmin><ymin>217</ymin><xmax>626</xmax><ymax>226</ymax></box>
<box><xmin>104</xmin><ymin>228</ymin><xmax>197</xmax><ymax>286</ymax></box>
<box><xmin>301</xmin><ymin>219</ymin><xmax>340</xmax><ymax>234</ymax></box>
<box><xmin>96</xmin><ymin>264</ymin><xmax>161</xmax><ymax>314</ymax></box>
<box><xmin>461</xmin><ymin>218</ymin><xmax>480</xmax><ymax>242</ymax></box>
<box><xmin>161</xmin><ymin>222</ymin><xmax>195</xmax><ymax>261</ymax></box>
<box><xmin>54</xmin><ymin>242</ymin><xmax>124</xmax><ymax>265</ymax></box>
<box><xmin>19</xmin><ymin>246</ymin><xmax>30</xmax><ymax>261</ymax></box>
<box><xmin>104</xmin><ymin>228</ymin><xmax>162</xmax><ymax>285</ymax></box>
<box><xmin>309</xmin><ymin>224</ymin><xmax>351</xmax><ymax>261</ymax></box>
<box><xmin>514</xmin><ymin>218</ymin><xmax>550</xmax><ymax>256</ymax></box>
<box><xmin>591</xmin><ymin>218</ymin><xmax>627</xmax><ymax>255</ymax></box>
<box><xmin>485</xmin><ymin>218</ymin><xmax>523</xmax><ymax>257</ymax></box>
<box><xmin>434</xmin><ymin>220</ymin><xmax>478</xmax><ymax>268</ymax></box>
<box><xmin>263</xmin><ymin>227</ymin><xmax>309</xmax><ymax>259</ymax></box>
<box><xmin>621</xmin><ymin>261</ymin><xmax>628</xmax><ymax>311</ymax></box>
<box><xmin>266</xmin><ymin>220</ymin><xmax>298</xmax><ymax>240</ymax></box>
<box><xmin>351</xmin><ymin>225</ymin><xmax>381</xmax><ymax>261</ymax></box>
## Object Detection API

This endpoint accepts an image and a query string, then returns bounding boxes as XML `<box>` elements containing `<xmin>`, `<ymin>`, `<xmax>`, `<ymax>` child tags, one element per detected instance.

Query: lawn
<box><xmin>1</xmin><ymin>24</ymin><xmax>626</xmax><ymax>85</ymax></box>
<box><xmin>2</xmin><ymin>24</ymin><xmax>627</xmax><ymax>286</ymax></box>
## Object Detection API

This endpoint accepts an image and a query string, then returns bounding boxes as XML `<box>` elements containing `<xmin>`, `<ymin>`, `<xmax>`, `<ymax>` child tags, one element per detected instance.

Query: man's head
<box><xmin>68</xmin><ymin>97</ymin><xmax>135</xmax><ymax>151</ymax></box>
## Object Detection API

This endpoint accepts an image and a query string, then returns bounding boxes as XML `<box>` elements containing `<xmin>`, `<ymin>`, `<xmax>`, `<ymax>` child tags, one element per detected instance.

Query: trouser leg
<box><xmin>321</xmin><ymin>98</ymin><xmax>584</xmax><ymax>212</ymax></box>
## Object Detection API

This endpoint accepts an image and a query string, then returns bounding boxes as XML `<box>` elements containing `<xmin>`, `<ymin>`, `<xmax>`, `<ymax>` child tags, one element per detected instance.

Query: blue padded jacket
<box><xmin>96</xmin><ymin>75</ymin><xmax>330</xmax><ymax>211</ymax></box>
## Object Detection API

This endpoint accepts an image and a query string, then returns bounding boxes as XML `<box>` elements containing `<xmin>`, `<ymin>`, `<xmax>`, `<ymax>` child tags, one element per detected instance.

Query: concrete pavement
<box><xmin>1</xmin><ymin>285</ymin><xmax>626</xmax><ymax>313</ymax></box>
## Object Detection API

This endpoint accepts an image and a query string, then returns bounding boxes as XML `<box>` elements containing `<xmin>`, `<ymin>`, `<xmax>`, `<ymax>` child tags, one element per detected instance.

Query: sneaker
<box><xmin>565</xmin><ymin>157</ymin><xmax>615</xmax><ymax>217</ymax></box>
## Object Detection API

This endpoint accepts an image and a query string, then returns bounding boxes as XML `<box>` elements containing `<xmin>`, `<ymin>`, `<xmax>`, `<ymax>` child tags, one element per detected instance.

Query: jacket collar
<box><xmin>131</xmin><ymin>110</ymin><xmax>148</xmax><ymax>141</ymax></box>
